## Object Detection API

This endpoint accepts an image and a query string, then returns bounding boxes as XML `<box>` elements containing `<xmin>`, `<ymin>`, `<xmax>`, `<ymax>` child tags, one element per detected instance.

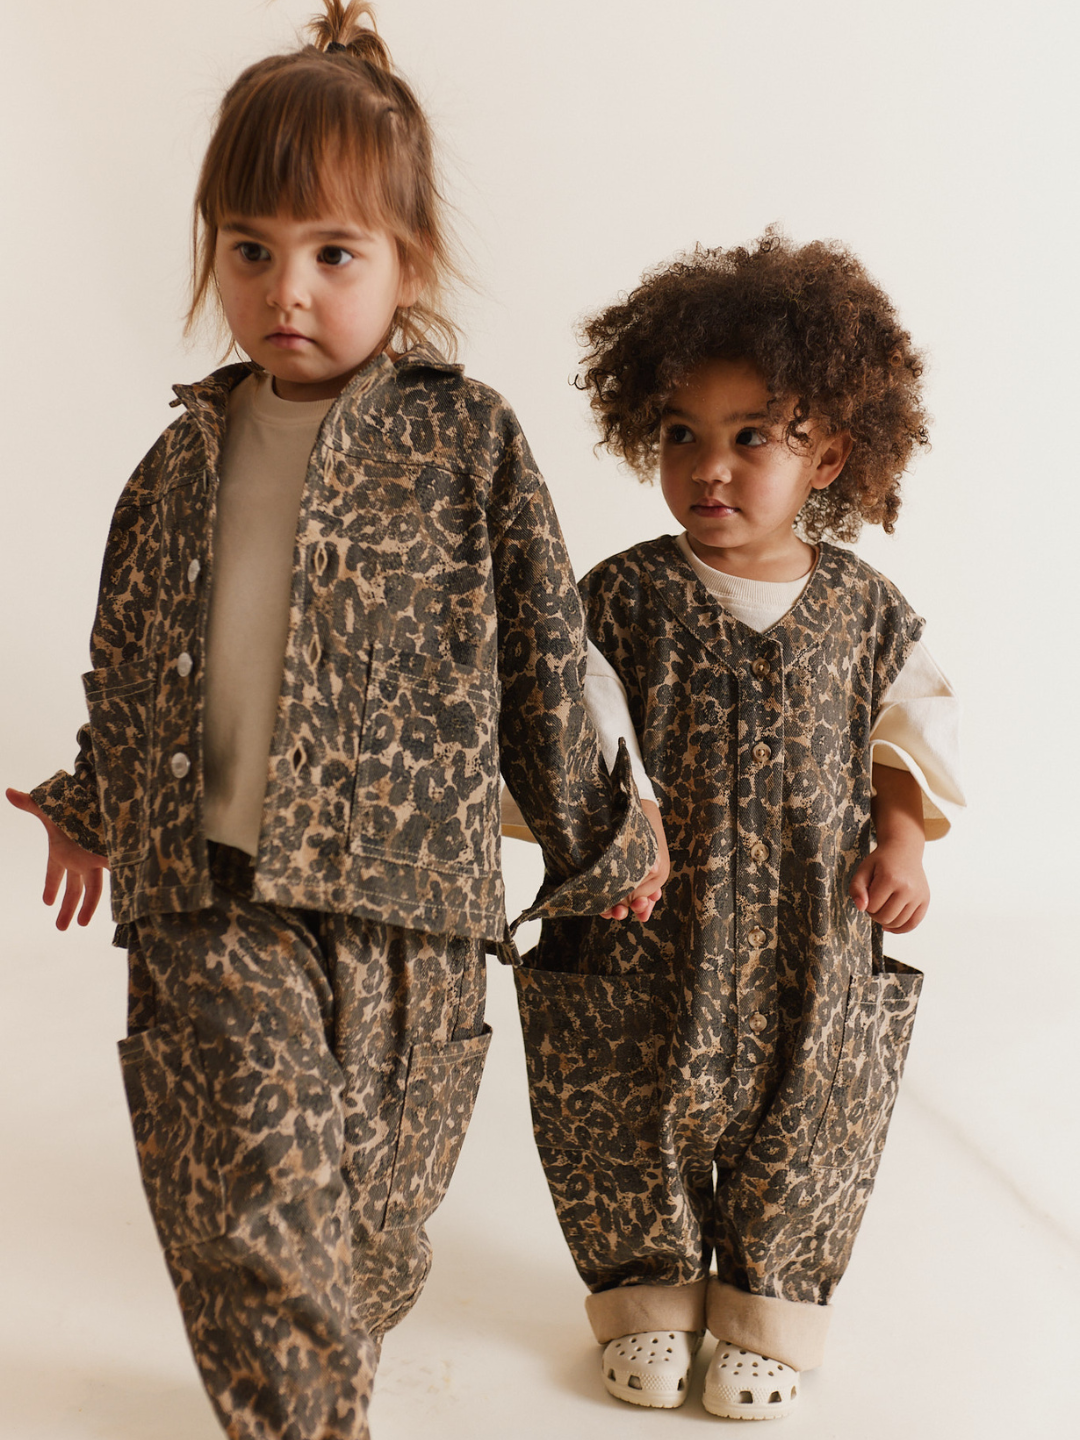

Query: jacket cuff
<box><xmin>506</xmin><ymin>741</ymin><xmax>656</xmax><ymax>947</ymax></box>
<box><xmin>30</xmin><ymin>770</ymin><xmax>107</xmax><ymax>857</ymax></box>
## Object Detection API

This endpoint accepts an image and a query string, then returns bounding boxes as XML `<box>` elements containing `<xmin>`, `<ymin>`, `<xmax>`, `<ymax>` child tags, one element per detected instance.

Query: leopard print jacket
<box><xmin>31</xmin><ymin>348</ymin><xmax>654</xmax><ymax>945</ymax></box>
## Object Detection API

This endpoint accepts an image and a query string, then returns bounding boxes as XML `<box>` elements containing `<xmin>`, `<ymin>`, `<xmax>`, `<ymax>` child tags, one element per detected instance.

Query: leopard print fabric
<box><xmin>123</xmin><ymin>851</ymin><xmax>489</xmax><ymax>1440</ymax></box>
<box><xmin>516</xmin><ymin>536</ymin><xmax>925</xmax><ymax>1310</ymax></box>
<box><xmin>31</xmin><ymin>347</ymin><xmax>655</xmax><ymax>941</ymax></box>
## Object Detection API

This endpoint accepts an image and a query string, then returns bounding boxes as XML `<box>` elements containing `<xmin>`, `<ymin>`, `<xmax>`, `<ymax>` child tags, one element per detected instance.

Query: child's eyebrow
<box><xmin>661</xmin><ymin>405</ymin><xmax>771</xmax><ymax>424</ymax></box>
<box><xmin>218</xmin><ymin>221</ymin><xmax>374</xmax><ymax>243</ymax></box>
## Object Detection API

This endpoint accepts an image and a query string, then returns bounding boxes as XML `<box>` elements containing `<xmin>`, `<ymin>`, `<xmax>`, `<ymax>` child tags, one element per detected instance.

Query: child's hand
<box><xmin>601</xmin><ymin>799</ymin><xmax>669</xmax><ymax>923</ymax></box>
<box><xmin>848</xmin><ymin>838</ymin><xmax>930</xmax><ymax>933</ymax></box>
<box><xmin>6</xmin><ymin>788</ymin><xmax>109</xmax><ymax>930</ymax></box>
<box><xmin>849</xmin><ymin>764</ymin><xmax>929</xmax><ymax>934</ymax></box>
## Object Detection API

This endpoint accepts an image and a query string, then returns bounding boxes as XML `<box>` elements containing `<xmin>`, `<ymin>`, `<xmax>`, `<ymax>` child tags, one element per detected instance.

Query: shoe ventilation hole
<box><xmin>739</xmin><ymin>1391</ymin><xmax>754</xmax><ymax>1404</ymax></box>
<box><xmin>606</xmin><ymin>1370</ymin><xmax>615</xmax><ymax>1380</ymax></box>
<box><xmin>677</xmin><ymin>1379</ymin><xmax>685</xmax><ymax>1391</ymax></box>
<box><xmin>628</xmin><ymin>1376</ymin><xmax>642</xmax><ymax>1390</ymax></box>
<box><xmin>791</xmin><ymin>1387</ymin><xmax>798</xmax><ymax>1399</ymax></box>
<box><xmin>769</xmin><ymin>1392</ymin><xmax>782</xmax><ymax>1404</ymax></box>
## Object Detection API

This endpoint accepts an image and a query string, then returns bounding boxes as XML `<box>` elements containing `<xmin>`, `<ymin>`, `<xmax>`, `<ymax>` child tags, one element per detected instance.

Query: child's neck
<box><xmin>686</xmin><ymin>535</ymin><xmax>817</xmax><ymax>584</ymax></box>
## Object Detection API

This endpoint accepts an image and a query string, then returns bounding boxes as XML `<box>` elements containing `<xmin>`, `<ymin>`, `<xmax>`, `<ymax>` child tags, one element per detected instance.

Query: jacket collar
<box><xmin>635</xmin><ymin>535</ymin><xmax>855</xmax><ymax>670</ymax></box>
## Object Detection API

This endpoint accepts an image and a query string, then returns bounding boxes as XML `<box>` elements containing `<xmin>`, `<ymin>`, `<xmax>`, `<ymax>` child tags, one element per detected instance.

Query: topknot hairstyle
<box><xmin>577</xmin><ymin>230</ymin><xmax>930</xmax><ymax>540</ymax></box>
<box><xmin>188</xmin><ymin>0</ymin><xmax>459</xmax><ymax>355</ymax></box>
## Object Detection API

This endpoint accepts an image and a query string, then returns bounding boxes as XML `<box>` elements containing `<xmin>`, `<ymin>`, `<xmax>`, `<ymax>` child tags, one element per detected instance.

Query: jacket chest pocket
<box><xmin>83</xmin><ymin>660</ymin><xmax>154</xmax><ymax>865</ymax></box>
<box><xmin>348</xmin><ymin>649</ymin><xmax>500</xmax><ymax>878</ymax></box>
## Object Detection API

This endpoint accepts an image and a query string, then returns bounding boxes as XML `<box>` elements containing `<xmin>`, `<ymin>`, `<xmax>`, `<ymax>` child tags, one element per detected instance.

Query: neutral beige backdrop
<box><xmin>1</xmin><ymin>2</ymin><xmax>1077</xmax><ymax>1436</ymax></box>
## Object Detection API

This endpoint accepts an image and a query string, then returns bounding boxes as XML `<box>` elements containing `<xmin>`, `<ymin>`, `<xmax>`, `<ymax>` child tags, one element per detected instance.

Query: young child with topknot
<box><xmin>6</xmin><ymin>5</ymin><xmax>658</xmax><ymax>1437</ymax></box>
<box><xmin>513</xmin><ymin>231</ymin><xmax>965</xmax><ymax>1421</ymax></box>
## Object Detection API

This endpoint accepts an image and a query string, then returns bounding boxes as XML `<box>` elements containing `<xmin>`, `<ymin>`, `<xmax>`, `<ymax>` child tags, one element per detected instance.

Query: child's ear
<box><xmin>809</xmin><ymin>431</ymin><xmax>853</xmax><ymax>491</ymax></box>
<box><xmin>397</xmin><ymin>263</ymin><xmax>424</xmax><ymax>309</ymax></box>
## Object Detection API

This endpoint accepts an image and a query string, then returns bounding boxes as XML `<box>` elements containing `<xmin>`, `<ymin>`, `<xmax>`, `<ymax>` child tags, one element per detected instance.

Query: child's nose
<box><xmin>693</xmin><ymin>451</ymin><xmax>733</xmax><ymax>484</ymax></box>
<box><xmin>266</xmin><ymin>261</ymin><xmax>309</xmax><ymax>312</ymax></box>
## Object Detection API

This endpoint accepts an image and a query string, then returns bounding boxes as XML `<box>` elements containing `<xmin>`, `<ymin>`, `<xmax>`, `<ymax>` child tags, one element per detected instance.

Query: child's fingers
<box><xmin>6</xmin><ymin>787</ymin><xmax>39</xmax><ymax>816</ymax></box>
<box><xmin>848</xmin><ymin>861</ymin><xmax>872</xmax><ymax>911</ymax></box>
<box><xmin>43</xmin><ymin>852</ymin><xmax>64</xmax><ymax>907</ymax></box>
<box><xmin>56</xmin><ymin>871</ymin><xmax>84</xmax><ymax>931</ymax></box>
<box><xmin>78</xmin><ymin>868</ymin><xmax>104</xmax><ymax>926</ymax></box>
<box><xmin>600</xmin><ymin>899</ymin><xmax>630</xmax><ymax>920</ymax></box>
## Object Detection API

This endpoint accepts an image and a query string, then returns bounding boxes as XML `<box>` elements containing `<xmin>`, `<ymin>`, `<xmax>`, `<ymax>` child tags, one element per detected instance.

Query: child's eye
<box><xmin>736</xmin><ymin>427</ymin><xmax>767</xmax><ymax>448</ymax></box>
<box><xmin>236</xmin><ymin>241</ymin><xmax>270</xmax><ymax>264</ymax></box>
<box><xmin>318</xmin><ymin>245</ymin><xmax>354</xmax><ymax>267</ymax></box>
<box><xmin>664</xmin><ymin>424</ymin><xmax>694</xmax><ymax>445</ymax></box>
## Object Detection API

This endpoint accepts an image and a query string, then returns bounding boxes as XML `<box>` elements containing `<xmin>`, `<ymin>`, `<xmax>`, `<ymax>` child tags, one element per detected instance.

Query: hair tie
<box><xmin>327</xmin><ymin>41</ymin><xmax>348</xmax><ymax>53</ymax></box>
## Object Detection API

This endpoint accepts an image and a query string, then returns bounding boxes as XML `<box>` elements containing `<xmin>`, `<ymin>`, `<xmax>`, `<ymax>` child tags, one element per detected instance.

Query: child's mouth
<box><xmin>692</xmin><ymin>502</ymin><xmax>738</xmax><ymax>517</ymax></box>
<box><xmin>267</xmin><ymin>330</ymin><xmax>312</xmax><ymax>350</ymax></box>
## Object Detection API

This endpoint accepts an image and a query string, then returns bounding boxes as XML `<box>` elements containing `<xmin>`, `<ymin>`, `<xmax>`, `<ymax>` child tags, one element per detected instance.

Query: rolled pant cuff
<box><xmin>586</xmin><ymin>1279</ymin><xmax>708</xmax><ymax>1345</ymax></box>
<box><xmin>706</xmin><ymin>1279</ymin><xmax>830</xmax><ymax>1372</ymax></box>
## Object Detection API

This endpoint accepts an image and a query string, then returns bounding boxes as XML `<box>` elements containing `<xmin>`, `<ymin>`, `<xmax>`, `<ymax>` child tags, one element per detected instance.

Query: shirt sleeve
<box><xmin>870</xmin><ymin>636</ymin><xmax>966</xmax><ymax>840</ymax></box>
<box><xmin>30</xmin><ymin>723</ymin><xmax>107</xmax><ymax>856</ymax></box>
<box><xmin>584</xmin><ymin>639</ymin><xmax>659</xmax><ymax>805</ymax></box>
<box><xmin>492</xmin><ymin>473</ymin><xmax>656</xmax><ymax>923</ymax></box>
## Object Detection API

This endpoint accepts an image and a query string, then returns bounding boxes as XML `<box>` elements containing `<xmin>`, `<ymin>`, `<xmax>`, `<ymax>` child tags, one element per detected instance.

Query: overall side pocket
<box><xmin>514</xmin><ymin>964</ymin><xmax>661</xmax><ymax>1159</ymax></box>
<box><xmin>118</xmin><ymin>1021</ymin><xmax>227</xmax><ymax>1250</ymax></box>
<box><xmin>808</xmin><ymin>958</ymin><xmax>923</xmax><ymax>1171</ymax></box>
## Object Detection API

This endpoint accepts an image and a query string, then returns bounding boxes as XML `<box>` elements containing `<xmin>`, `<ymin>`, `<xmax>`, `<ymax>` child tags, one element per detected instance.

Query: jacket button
<box><xmin>170</xmin><ymin>751</ymin><xmax>191</xmax><ymax>779</ymax></box>
<box><xmin>749</xmin><ymin>1012</ymin><xmax>768</xmax><ymax>1034</ymax></box>
<box><xmin>176</xmin><ymin>652</ymin><xmax>193</xmax><ymax>677</ymax></box>
<box><xmin>752</xmin><ymin>742</ymin><xmax>771</xmax><ymax>763</ymax></box>
<box><xmin>187</xmin><ymin>559</ymin><xmax>201</xmax><ymax>583</ymax></box>
<box><xmin>751</xmin><ymin>658</ymin><xmax>770</xmax><ymax>678</ymax></box>
<box><xmin>748</xmin><ymin>926</ymin><xmax>768</xmax><ymax>948</ymax></box>
<box><xmin>750</xmin><ymin>841</ymin><xmax>770</xmax><ymax>864</ymax></box>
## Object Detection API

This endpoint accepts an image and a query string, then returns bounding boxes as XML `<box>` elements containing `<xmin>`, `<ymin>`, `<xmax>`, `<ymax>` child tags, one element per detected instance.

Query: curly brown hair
<box><xmin>577</xmin><ymin>230</ymin><xmax>930</xmax><ymax>540</ymax></box>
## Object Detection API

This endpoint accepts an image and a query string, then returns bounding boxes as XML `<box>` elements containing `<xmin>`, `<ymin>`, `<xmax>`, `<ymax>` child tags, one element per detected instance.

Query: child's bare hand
<box><xmin>6</xmin><ymin>788</ymin><xmax>109</xmax><ymax>930</ymax></box>
<box><xmin>601</xmin><ymin>798</ymin><xmax>669</xmax><ymax>923</ymax></box>
<box><xmin>848</xmin><ymin>839</ymin><xmax>929</xmax><ymax>934</ymax></box>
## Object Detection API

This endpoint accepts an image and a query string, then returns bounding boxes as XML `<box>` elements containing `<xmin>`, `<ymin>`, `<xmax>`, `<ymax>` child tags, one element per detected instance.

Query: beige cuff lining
<box><xmin>585</xmin><ymin>1280</ymin><xmax>708</xmax><ymax>1344</ymax></box>
<box><xmin>706</xmin><ymin>1279</ymin><xmax>830</xmax><ymax>1372</ymax></box>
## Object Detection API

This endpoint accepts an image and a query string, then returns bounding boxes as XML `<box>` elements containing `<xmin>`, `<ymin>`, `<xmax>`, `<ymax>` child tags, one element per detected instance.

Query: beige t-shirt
<box><xmin>202</xmin><ymin>374</ymin><xmax>333</xmax><ymax>855</ymax></box>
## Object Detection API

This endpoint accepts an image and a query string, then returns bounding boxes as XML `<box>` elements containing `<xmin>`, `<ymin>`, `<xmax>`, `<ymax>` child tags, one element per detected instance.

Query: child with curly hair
<box><xmin>513</xmin><ymin>232</ymin><xmax>965</xmax><ymax>1421</ymax></box>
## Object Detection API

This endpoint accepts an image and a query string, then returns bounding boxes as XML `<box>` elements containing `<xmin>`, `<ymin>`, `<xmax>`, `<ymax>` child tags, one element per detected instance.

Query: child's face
<box><xmin>214</xmin><ymin>211</ymin><xmax>418</xmax><ymax>401</ymax></box>
<box><xmin>659</xmin><ymin>358</ymin><xmax>849</xmax><ymax>576</ymax></box>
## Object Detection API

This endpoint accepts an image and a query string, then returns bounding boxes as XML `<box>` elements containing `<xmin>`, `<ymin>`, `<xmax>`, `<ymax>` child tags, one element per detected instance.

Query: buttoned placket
<box><xmin>735</xmin><ymin>638</ymin><xmax>785</xmax><ymax>1069</ymax></box>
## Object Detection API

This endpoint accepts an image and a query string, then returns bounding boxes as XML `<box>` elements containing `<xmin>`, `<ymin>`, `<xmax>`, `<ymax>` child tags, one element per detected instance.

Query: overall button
<box><xmin>749</xmin><ymin>1012</ymin><xmax>768</xmax><ymax>1034</ymax></box>
<box><xmin>750</xmin><ymin>841</ymin><xmax>770</xmax><ymax>864</ymax></box>
<box><xmin>752</xmin><ymin>742</ymin><xmax>771</xmax><ymax>764</ymax></box>
<box><xmin>748</xmin><ymin>926</ymin><xmax>768</xmax><ymax>948</ymax></box>
<box><xmin>176</xmin><ymin>652</ymin><xmax>193</xmax><ymax>677</ymax></box>
<box><xmin>751</xmin><ymin>658</ymin><xmax>771</xmax><ymax>678</ymax></box>
<box><xmin>170</xmin><ymin>752</ymin><xmax>191</xmax><ymax>779</ymax></box>
<box><xmin>187</xmin><ymin>559</ymin><xmax>201</xmax><ymax>584</ymax></box>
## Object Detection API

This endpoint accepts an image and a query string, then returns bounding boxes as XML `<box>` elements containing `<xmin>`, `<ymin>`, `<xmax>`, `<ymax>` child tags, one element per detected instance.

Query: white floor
<box><xmin>1</xmin><ymin>838</ymin><xmax>1077</xmax><ymax>1438</ymax></box>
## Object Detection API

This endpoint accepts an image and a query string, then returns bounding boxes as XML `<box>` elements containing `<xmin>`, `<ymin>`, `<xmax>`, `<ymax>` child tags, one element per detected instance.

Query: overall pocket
<box><xmin>381</xmin><ymin>1025</ymin><xmax>492</xmax><ymax>1231</ymax></box>
<box><xmin>118</xmin><ymin>1020</ymin><xmax>227</xmax><ymax>1250</ymax></box>
<box><xmin>808</xmin><ymin>958</ymin><xmax>923</xmax><ymax>1171</ymax></box>
<box><xmin>83</xmin><ymin>659</ymin><xmax>153</xmax><ymax>864</ymax></box>
<box><xmin>514</xmin><ymin>965</ymin><xmax>661</xmax><ymax>1159</ymax></box>
<box><xmin>349</xmin><ymin>649</ymin><xmax>500</xmax><ymax>878</ymax></box>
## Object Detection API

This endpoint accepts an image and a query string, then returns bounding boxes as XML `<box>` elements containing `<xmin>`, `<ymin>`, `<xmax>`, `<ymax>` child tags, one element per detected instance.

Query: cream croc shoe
<box><xmin>601</xmin><ymin>1329</ymin><xmax>704</xmax><ymax>1409</ymax></box>
<box><xmin>702</xmin><ymin>1342</ymin><xmax>799</xmax><ymax>1421</ymax></box>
